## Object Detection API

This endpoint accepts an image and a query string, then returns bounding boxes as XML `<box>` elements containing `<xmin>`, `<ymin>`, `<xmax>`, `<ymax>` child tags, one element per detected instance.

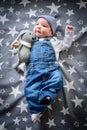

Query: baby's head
<box><xmin>33</xmin><ymin>15</ymin><xmax>57</xmax><ymax>38</ymax></box>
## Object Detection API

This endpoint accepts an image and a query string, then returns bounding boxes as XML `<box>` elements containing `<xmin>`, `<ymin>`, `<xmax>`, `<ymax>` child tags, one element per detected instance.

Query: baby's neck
<box><xmin>39</xmin><ymin>38</ymin><xmax>44</xmax><ymax>41</ymax></box>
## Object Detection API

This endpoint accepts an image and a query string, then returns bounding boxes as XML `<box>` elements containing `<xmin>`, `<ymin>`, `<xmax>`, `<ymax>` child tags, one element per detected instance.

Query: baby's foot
<box><xmin>40</xmin><ymin>96</ymin><xmax>51</xmax><ymax>104</ymax></box>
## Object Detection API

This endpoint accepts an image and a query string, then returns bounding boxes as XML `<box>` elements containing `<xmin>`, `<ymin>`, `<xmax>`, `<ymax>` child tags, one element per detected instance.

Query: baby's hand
<box><xmin>66</xmin><ymin>25</ymin><xmax>74</xmax><ymax>31</ymax></box>
<box><xmin>11</xmin><ymin>40</ymin><xmax>20</xmax><ymax>47</ymax></box>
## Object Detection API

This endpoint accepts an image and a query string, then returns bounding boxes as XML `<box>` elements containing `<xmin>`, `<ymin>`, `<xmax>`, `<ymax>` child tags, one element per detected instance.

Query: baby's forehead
<box><xmin>36</xmin><ymin>17</ymin><xmax>47</xmax><ymax>22</ymax></box>
<box><xmin>35</xmin><ymin>18</ymin><xmax>49</xmax><ymax>25</ymax></box>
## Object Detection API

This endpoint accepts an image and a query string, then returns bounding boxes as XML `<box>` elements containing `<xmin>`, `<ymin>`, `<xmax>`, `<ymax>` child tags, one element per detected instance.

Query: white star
<box><xmin>9</xmin><ymin>48</ymin><xmax>17</xmax><ymax>56</ymax></box>
<box><xmin>3</xmin><ymin>0</ymin><xmax>6</xmax><ymax>2</ymax></box>
<box><xmin>84</xmin><ymin>70</ymin><xmax>87</xmax><ymax>73</ymax></box>
<box><xmin>83</xmin><ymin>123</ymin><xmax>87</xmax><ymax>127</ymax></box>
<box><xmin>6</xmin><ymin>112</ymin><xmax>11</xmax><ymax>117</ymax></box>
<box><xmin>22</xmin><ymin>117</ymin><xmax>27</xmax><ymax>122</ymax></box>
<box><xmin>46</xmin><ymin>2</ymin><xmax>61</xmax><ymax>14</ymax></box>
<box><xmin>0</xmin><ymin>89</ymin><xmax>5</xmax><ymax>94</ymax></box>
<box><xmin>26</xmin><ymin>126</ymin><xmax>32</xmax><ymax>130</ymax></box>
<box><xmin>32</xmin><ymin>20</ymin><xmax>35</xmax><ymax>25</ymax></box>
<box><xmin>9</xmin><ymin>77</ymin><xmax>15</xmax><ymax>83</ymax></box>
<box><xmin>10</xmin><ymin>85</ymin><xmax>21</xmax><ymax>98</ymax></box>
<box><xmin>7</xmin><ymin>26</ymin><xmax>18</xmax><ymax>37</ymax></box>
<box><xmin>17</xmin><ymin>101</ymin><xmax>28</xmax><ymax>113</ymax></box>
<box><xmin>23</xmin><ymin>21</ymin><xmax>29</xmax><ymax>28</ymax></box>
<box><xmin>5</xmin><ymin>41</ymin><xmax>10</xmax><ymax>46</ymax></box>
<box><xmin>4</xmin><ymin>103</ymin><xmax>10</xmax><ymax>108</ymax></box>
<box><xmin>66</xmin><ymin>19</ymin><xmax>72</xmax><ymax>24</ymax></box>
<box><xmin>82</xmin><ymin>42</ymin><xmax>87</xmax><ymax>47</ymax></box>
<box><xmin>48</xmin><ymin>105</ymin><xmax>53</xmax><ymax>110</ymax></box>
<box><xmin>73</xmin><ymin>42</ymin><xmax>79</xmax><ymax>48</ymax></box>
<box><xmin>72</xmin><ymin>96</ymin><xmax>83</xmax><ymax>108</ymax></box>
<box><xmin>60</xmin><ymin>106</ymin><xmax>70</xmax><ymax>115</ymax></box>
<box><xmin>26</xmin><ymin>9</ymin><xmax>37</xmax><ymax>18</ymax></box>
<box><xmin>16</xmin><ymin>18</ymin><xmax>20</xmax><ymax>22</ymax></box>
<box><xmin>78</xmin><ymin>78</ymin><xmax>84</xmax><ymax>83</ymax></box>
<box><xmin>20</xmin><ymin>0</ymin><xmax>31</xmax><ymax>7</ymax></box>
<box><xmin>19</xmin><ymin>75</ymin><xmax>26</xmax><ymax>82</ymax></box>
<box><xmin>0</xmin><ymin>38</ymin><xmax>4</xmax><ymax>46</ymax></box>
<box><xmin>66</xmin><ymin>9</ymin><xmax>74</xmax><ymax>16</ymax></box>
<box><xmin>0</xmin><ymin>74</ymin><xmax>3</xmax><ymax>79</ymax></box>
<box><xmin>56</xmin><ymin>19</ymin><xmax>61</xmax><ymax>26</ymax></box>
<box><xmin>0</xmin><ymin>62</ymin><xmax>3</xmax><ymax>71</ymax></box>
<box><xmin>0</xmin><ymin>97</ymin><xmax>4</xmax><ymax>104</ymax></box>
<box><xmin>67</xmin><ymin>66</ymin><xmax>77</xmax><ymax>75</ymax></box>
<box><xmin>0</xmin><ymin>122</ymin><xmax>7</xmax><ymax>130</ymax></box>
<box><xmin>64</xmin><ymin>80</ymin><xmax>76</xmax><ymax>92</ymax></box>
<box><xmin>77</xmin><ymin>61</ymin><xmax>84</xmax><ymax>67</ymax></box>
<box><xmin>80</xmin><ymin>27</ymin><xmax>87</xmax><ymax>33</ymax></box>
<box><xmin>77</xmin><ymin>19</ymin><xmax>83</xmax><ymax>25</ymax></box>
<box><xmin>46</xmin><ymin>118</ymin><xmax>56</xmax><ymax>128</ymax></box>
<box><xmin>8</xmin><ymin>7</ymin><xmax>14</xmax><ymax>13</ymax></box>
<box><xmin>0</xmin><ymin>14</ymin><xmax>9</xmax><ymax>24</ymax></box>
<box><xmin>35</xmin><ymin>113</ymin><xmax>42</xmax><ymax>122</ymax></box>
<box><xmin>13</xmin><ymin>117</ymin><xmax>20</xmax><ymax>125</ymax></box>
<box><xmin>76</xmin><ymin>0</ymin><xmax>87</xmax><ymax>9</ymax></box>
<box><xmin>68</xmin><ymin>54</ymin><xmax>74</xmax><ymax>60</ymax></box>
<box><xmin>59</xmin><ymin>60</ymin><xmax>65</xmax><ymax>68</ymax></box>
<box><xmin>74</xmin><ymin>121</ymin><xmax>79</xmax><ymax>127</ymax></box>
<box><xmin>60</xmin><ymin>119</ymin><xmax>66</xmax><ymax>125</ymax></box>
<box><xmin>84</xmin><ymin>93</ymin><xmax>87</xmax><ymax>96</ymax></box>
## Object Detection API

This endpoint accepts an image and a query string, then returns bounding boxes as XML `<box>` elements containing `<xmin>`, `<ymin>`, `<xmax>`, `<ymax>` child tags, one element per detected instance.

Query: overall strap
<box><xmin>50</xmin><ymin>37</ymin><xmax>59</xmax><ymax>61</ymax></box>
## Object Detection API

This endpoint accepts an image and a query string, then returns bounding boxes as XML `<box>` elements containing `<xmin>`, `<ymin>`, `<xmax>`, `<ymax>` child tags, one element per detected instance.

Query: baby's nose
<box><xmin>37</xmin><ymin>24</ymin><xmax>41</xmax><ymax>28</ymax></box>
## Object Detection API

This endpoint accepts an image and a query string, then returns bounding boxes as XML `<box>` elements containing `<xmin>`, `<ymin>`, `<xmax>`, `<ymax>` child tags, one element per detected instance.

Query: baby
<box><xmin>12</xmin><ymin>15</ymin><xmax>74</xmax><ymax>122</ymax></box>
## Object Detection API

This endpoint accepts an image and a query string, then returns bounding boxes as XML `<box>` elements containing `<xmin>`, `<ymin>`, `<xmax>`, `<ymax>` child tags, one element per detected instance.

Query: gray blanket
<box><xmin>0</xmin><ymin>0</ymin><xmax>87</xmax><ymax>130</ymax></box>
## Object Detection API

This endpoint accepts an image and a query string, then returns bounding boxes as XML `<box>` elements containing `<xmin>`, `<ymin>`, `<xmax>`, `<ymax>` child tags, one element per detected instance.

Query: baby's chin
<box><xmin>35</xmin><ymin>33</ymin><xmax>43</xmax><ymax>38</ymax></box>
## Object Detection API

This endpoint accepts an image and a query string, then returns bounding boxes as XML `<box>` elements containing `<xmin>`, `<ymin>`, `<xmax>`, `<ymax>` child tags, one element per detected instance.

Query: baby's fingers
<box><xmin>11</xmin><ymin>40</ymin><xmax>20</xmax><ymax>47</ymax></box>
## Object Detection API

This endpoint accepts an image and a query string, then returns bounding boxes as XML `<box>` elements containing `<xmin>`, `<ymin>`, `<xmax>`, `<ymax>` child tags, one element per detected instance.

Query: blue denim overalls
<box><xmin>24</xmin><ymin>37</ymin><xmax>63</xmax><ymax>113</ymax></box>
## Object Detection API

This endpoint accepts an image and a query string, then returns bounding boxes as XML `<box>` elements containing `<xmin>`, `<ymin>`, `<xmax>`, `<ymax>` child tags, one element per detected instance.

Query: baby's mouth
<box><xmin>36</xmin><ymin>30</ymin><xmax>41</xmax><ymax>33</ymax></box>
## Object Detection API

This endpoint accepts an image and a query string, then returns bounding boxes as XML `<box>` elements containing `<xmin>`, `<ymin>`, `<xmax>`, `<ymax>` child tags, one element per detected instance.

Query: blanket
<box><xmin>0</xmin><ymin>0</ymin><xmax>87</xmax><ymax>130</ymax></box>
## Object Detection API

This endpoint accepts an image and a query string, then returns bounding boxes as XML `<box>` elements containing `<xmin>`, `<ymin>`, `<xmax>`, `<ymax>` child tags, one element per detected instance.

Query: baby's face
<box><xmin>33</xmin><ymin>18</ymin><xmax>53</xmax><ymax>38</ymax></box>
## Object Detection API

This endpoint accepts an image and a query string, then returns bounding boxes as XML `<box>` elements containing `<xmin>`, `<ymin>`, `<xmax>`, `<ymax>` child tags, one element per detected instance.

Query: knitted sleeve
<box><xmin>59</xmin><ymin>29</ymin><xmax>74</xmax><ymax>51</ymax></box>
<box><xmin>50</xmin><ymin>29</ymin><xmax>74</xmax><ymax>61</ymax></box>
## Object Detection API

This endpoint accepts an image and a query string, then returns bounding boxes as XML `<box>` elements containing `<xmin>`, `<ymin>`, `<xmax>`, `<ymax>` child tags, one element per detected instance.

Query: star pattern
<box><xmin>0</xmin><ymin>97</ymin><xmax>4</xmax><ymax>104</ymax></box>
<box><xmin>67</xmin><ymin>66</ymin><xmax>76</xmax><ymax>75</ymax></box>
<box><xmin>8</xmin><ymin>7</ymin><xmax>14</xmax><ymax>13</ymax></box>
<box><xmin>76</xmin><ymin>0</ymin><xmax>87</xmax><ymax>9</ymax></box>
<box><xmin>66</xmin><ymin>9</ymin><xmax>75</xmax><ymax>16</ymax></box>
<box><xmin>17</xmin><ymin>101</ymin><xmax>28</xmax><ymax>113</ymax></box>
<box><xmin>26</xmin><ymin>9</ymin><xmax>37</xmax><ymax>18</ymax></box>
<box><xmin>0</xmin><ymin>0</ymin><xmax>87</xmax><ymax>130</ymax></box>
<box><xmin>10</xmin><ymin>86</ymin><xmax>22</xmax><ymax>98</ymax></box>
<box><xmin>19</xmin><ymin>0</ymin><xmax>31</xmax><ymax>7</ymax></box>
<box><xmin>64</xmin><ymin>80</ymin><xmax>76</xmax><ymax>92</ymax></box>
<box><xmin>13</xmin><ymin>117</ymin><xmax>21</xmax><ymax>125</ymax></box>
<box><xmin>0</xmin><ymin>122</ymin><xmax>7</xmax><ymax>130</ymax></box>
<box><xmin>71</xmin><ymin>96</ymin><xmax>83</xmax><ymax>108</ymax></box>
<box><xmin>46</xmin><ymin>119</ymin><xmax>56</xmax><ymax>128</ymax></box>
<box><xmin>7</xmin><ymin>26</ymin><xmax>18</xmax><ymax>37</ymax></box>
<box><xmin>46</xmin><ymin>2</ymin><xmax>61</xmax><ymax>14</ymax></box>
<box><xmin>60</xmin><ymin>107</ymin><xmax>70</xmax><ymax>115</ymax></box>
<box><xmin>0</xmin><ymin>14</ymin><xmax>9</xmax><ymax>24</ymax></box>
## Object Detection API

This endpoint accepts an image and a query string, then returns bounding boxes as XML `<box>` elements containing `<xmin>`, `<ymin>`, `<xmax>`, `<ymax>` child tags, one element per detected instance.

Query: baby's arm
<box><xmin>61</xmin><ymin>25</ymin><xmax>74</xmax><ymax>51</ymax></box>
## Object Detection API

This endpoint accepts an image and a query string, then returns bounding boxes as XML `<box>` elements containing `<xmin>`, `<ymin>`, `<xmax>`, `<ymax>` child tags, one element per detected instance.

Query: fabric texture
<box><xmin>0</xmin><ymin>0</ymin><xmax>87</xmax><ymax>130</ymax></box>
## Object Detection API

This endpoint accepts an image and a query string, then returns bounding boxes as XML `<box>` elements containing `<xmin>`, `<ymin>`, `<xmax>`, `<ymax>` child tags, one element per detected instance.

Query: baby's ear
<box><xmin>51</xmin><ymin>30</ymin><xmax>53</xmax><ymax>36</ymax></box>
